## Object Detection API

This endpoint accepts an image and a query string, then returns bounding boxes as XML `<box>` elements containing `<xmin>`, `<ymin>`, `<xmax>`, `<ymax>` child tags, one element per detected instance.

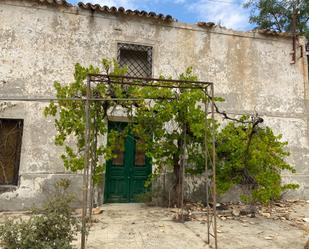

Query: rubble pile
<box><xmin>171</xmin><ymin>200</ymin><xmax>309</xmax><ymax>226</ymax></box>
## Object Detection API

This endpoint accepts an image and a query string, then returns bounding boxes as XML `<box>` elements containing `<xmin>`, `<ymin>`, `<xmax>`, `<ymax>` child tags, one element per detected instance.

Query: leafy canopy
<box><xmin>44</xmin><ymin>59</ymin><xmax>298</xmax><ymax>204</ymax></box>
<box><xmin>244</xmin><ymin>0</ymin><xmax>309</xmax><ymax>38</ymax></box>
<box><xmin>44</xmin><ymin>60</ymin><xmax>128</xmax><ymax>182</ymax></box>
<box><xmin>216</xmin><ymin>119</ymin><xmax>299</xmax><ymax>203</ymax></box>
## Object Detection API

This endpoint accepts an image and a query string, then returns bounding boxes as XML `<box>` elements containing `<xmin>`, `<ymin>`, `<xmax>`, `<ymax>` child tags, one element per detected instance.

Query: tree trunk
<box><xmin>173</xmin><ymin>162</ymin><xmax>181</xmax><ymax>207</ymax></box>
<box><xmin>88</xmin><ymin>106</ymin><xmax>99</xmax><ymax>221</ymax></box>
<box><xmin>171</xmin><ymin>139</ymin><xmax>183</xmax><ymax>208</ymax></box>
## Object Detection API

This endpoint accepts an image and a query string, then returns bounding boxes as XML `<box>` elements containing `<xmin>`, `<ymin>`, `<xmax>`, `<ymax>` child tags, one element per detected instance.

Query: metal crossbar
<box><xmin>89</xmin><ymin>74</ymin><xmax>213</xmax><ymax>86</ymax></box>
<box><xmin>0</xmin><ymin>74</ymin><xmax>217</xmax><ymax>249</ymax></box>
<box><xmin>81</xmin><ymin>74</ymin><xmax>218</xmax><ymax>249</ymax></box>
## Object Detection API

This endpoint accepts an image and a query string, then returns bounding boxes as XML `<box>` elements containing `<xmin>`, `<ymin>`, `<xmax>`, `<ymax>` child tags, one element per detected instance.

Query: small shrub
<box><xmin>0</xmin><ymin>179</ymin><xmax>80</xmax><ymax>249</ymax></box>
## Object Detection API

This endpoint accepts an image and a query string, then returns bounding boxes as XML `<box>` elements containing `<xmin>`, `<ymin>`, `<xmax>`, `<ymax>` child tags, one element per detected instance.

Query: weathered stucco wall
<box><xmin>0</xmin><ymin>0</ymin><xmax>308</xmax><ymax>210</ymax></box>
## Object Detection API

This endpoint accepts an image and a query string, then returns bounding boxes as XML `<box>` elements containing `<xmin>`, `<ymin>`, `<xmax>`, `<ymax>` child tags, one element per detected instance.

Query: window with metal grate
<box><xmin>117</xmin><ymin>43</ymin><xmax>152</xmax><ymax>78</ymax></box>
<box><xmin>0</xmin><ymin>119</ymin><xmax>23</xmax><ymax>185</ymax></box>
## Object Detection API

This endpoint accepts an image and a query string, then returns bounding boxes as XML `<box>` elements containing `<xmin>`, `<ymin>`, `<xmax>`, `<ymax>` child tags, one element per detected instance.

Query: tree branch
<box><xmin>204</xmin><ymin>90</ymin><xmax>264</xmax><ymax>125</ymax></box>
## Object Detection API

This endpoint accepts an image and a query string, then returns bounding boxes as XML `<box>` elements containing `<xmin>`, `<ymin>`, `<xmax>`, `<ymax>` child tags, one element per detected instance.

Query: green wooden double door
<box><xmin>104</xmin><ymin>122</ymin><xmax>152</xmax><ymax>203</ymax></box>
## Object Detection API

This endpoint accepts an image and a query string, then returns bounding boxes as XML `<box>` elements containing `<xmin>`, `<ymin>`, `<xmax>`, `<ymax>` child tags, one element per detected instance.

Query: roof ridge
<box><xmin>36</xmin><ymin>0</ymin><xmax>72</xmax><ymax>7</ymax></box>
<box><xmin>25</xmin><ymin>0</ymin><xmax>174</xmax><ymax>22</ymax></box>
<box><xmin>77</xmin><ymin>1</ymin><xmax>173</xmax><ymax>21</ymax></box>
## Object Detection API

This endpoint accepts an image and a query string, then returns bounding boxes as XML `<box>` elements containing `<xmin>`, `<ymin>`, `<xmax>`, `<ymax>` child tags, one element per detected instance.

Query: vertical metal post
<box><xmin>81</xmin><ymin>76</ymin><xmax>91</xmax><ymax>249</ymax></box>
<box><xmin>88</xmin><ymin>148</ymin><xmax>94</xmax><ymax>219</ymax></box>
<box><xmin>211</xmin><ymin>84</ymin><xmax>218</xmax><ymax>249</ymax></box>
<box><xmin>89</xmin><ymin>109</ymin><xmax>98</xmax><ymax>222</ymax></box>
<box><xmin>180</xmin><ymin>122</ymin><xmax>186</xmax><ymax>221</ymax></box>
<box><xmin>204</xmin><ymin>88</ymin><xmax>210</xmax><ymax>244</ymax></box>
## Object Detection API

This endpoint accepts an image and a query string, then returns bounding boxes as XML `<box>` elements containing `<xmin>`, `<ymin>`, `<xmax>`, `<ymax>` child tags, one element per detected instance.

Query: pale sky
<box><xmin>69</xmin><ymin>0</ymin><xmax>254</xmax><ymax>31</ymax></box>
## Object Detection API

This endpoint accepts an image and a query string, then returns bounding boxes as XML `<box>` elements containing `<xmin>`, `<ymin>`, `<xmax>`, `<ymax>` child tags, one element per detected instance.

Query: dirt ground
<box><xmin>75</xmin><ymin>201</ymin><xmax>309</xmax><ymax>249</ymax></box>
<box><xmin>1</xmin><ymin>201</ymin><xmax>308</xmax><ymax>249</ymax></box>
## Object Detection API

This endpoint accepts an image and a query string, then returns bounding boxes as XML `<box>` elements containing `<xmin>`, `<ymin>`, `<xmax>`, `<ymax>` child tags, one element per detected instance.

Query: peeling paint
<box><xmin>0</xmin><ymin>0</ymin><xmax>308</xmax><ymax>210</ymax></box>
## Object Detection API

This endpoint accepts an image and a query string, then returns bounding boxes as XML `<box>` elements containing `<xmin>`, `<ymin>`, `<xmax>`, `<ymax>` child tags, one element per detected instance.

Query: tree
<box><xmin>45</xmin><ymin>59</ymin><xmax>298</xmax><ymax>207</ymax></box>
<box><xmin>216</xmin><ymin>116</ymin><xmax>299</xmax><ymax>204</ymax></box>
<box><xmin>44</xmin><ymin>61</ymin><xmax>214</xmax><ymax>207</ymax></box>
<box><xmin>128</xmin><ymin>68</ymin><xmax>216</xmax><ymax>206</ymax></box>
<box><xmin>44</xmin><ymin>60</ymin><xmax>129</xmax><ymax>216</ymax></box>
<box><xmin>244</xmin><ymin>0</ymin><xmax>309</xmax><ymax>38</ymax></box>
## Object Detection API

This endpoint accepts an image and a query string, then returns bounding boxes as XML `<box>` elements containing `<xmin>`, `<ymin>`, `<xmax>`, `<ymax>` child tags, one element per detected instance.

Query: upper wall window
<box><xmin>0</xmin><ymin>119</ymin><xmax>23</xmax><ymax>185</ymax></box>
<box><xmin>117</xmin><ymin>43</ymin><xmax>152</xmax><ymax>78</ymax></box>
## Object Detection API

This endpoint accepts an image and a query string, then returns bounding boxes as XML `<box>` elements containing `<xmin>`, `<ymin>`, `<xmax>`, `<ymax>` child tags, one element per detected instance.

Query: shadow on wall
<box><xmin>0</xmin><ymin>174</ymin><xmax>84</xmax><ymax>211</ymax></box>
<box><xmin>140</xmin><ymin>173</ymin><xmax>251</xmax><ymax>206</ymax></box>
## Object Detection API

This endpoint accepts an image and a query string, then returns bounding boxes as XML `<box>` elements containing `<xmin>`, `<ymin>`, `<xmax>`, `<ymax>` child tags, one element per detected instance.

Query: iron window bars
<box><xmin>117</xmin><ymin>43</ymin><xmax>152</xmax><ymax>78</ymax></box>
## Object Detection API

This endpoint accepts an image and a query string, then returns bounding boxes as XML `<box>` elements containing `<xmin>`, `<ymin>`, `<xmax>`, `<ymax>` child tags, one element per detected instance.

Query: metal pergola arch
<box><xmin>81</xmin><ymin>74</ymin><xmax>218</xmax><ymax>249</ymax></box>
<box><xmin>0</xmin><ymin>74</ymin><xmax>218</xmax><ymax>249</ymax></box>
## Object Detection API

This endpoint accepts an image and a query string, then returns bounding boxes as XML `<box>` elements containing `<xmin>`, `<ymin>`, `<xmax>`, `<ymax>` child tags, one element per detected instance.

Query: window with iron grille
<box><xmin>117</xmin><ymin>43</ymin><xmax>152</xmax><ymax>78</ymax></box>
<box><xmin>0</xmin><ymin>119</ymin><xmax>23</xmax><ymax>185</ymax></box>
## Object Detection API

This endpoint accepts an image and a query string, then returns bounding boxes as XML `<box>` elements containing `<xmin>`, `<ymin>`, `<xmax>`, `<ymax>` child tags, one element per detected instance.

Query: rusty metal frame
<box><xmin>0</xmin><ymin>73</ymin><xmax>218</xmax><ymax>249</ymax></box>
<box><xmin>84</xmin><ymin>74</ymin><xmax>218</xmax><ymax>249</ymax></box>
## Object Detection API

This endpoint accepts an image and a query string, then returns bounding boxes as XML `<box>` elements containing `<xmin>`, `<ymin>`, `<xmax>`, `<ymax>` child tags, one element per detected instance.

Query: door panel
<box><xmin>134</xmin><ymin>139</ymin><xmax>146</xmax><ymax>166</ymax></box>
<box><xmin>108</xmin><ymin>177</ymin><xmax>128</xmax><ymax>202</ymax></box>
<box><xmin>130</xmin><ymin>137</ymin><xmax>151</xmax><ymax>201</ymax></box>
<box><xmin>105</xmin><ymin>122</ymin><xmax>151</xmax><ymax>203</ymax></box>
<box><xmin>105</xmin><ymin>122</ymin><xmax>128</xmax><ymax>203</ymax></box>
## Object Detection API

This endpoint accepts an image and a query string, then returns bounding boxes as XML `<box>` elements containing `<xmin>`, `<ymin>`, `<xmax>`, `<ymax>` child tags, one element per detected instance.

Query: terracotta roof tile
<box><xmin>197</xmin><ymin>22</ymin><xmax>216</xmax><ymax>28</ymax></box>
<box><xmin>24</xmin><ymin>0</ymin><xmax>174</xmax><ymax>22</ymax></box>
<box><xmin>255</xmin><ymin>29</ymin><xmax>292</xmax><ymax>37</ymax></box>
<box><xmin>36</xmin><ymin>0</ymin><xmax>72</xmax><ymax>7</ymax></box>
<box><xmin>77</xmin><ymin>2</ymin><xmax>174</xmax><ymax>22</ymax></box>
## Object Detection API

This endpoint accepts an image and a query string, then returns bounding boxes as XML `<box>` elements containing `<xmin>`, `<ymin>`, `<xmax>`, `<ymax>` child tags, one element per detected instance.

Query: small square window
<box><xmin>0</xmin><ymin>119</ymin><xmax>23</xmax><ymax>185</ymax></box>
<box><xmin>118</xmin><ymin>43</ymin><xmax>152</xmax><ymax>78</ymax></box>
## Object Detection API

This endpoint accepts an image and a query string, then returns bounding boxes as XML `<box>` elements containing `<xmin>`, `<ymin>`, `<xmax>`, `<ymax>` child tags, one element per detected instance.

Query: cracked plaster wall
<box><xmin>0</xmin><ymin>0</ymin><xmax>308</xmax><ymax>209</ymax></box>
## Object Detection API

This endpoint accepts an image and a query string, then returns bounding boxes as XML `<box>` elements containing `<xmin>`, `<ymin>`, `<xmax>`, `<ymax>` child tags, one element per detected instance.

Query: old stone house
<box><xmin>0</xmin><ymin>0</ymin><xmax>308</xmax><ymax>210</ymax></box>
